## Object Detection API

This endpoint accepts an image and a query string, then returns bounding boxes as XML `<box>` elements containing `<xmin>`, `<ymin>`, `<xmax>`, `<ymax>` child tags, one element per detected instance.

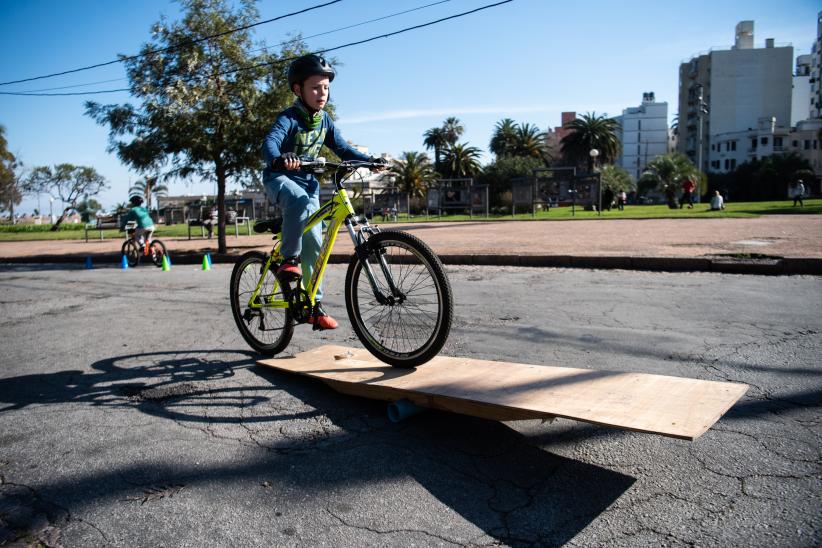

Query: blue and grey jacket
<box><xmin>262</xmin><ymin>100</ymin><xmax>371</xmax><ymax>194</ymax></box>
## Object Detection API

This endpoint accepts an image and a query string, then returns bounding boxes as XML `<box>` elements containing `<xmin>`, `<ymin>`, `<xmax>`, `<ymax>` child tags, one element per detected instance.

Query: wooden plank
<box><xmin>258</xmin><ymin>345</ymin><xmax>748</xmax><ymax>440</ymax></box>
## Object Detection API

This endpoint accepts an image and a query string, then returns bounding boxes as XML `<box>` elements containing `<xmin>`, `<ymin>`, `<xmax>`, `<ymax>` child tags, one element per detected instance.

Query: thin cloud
<box><xmin>340</xmin><ymin>104</ymin><xmax>629</xmax><ymax>124</ymax></box>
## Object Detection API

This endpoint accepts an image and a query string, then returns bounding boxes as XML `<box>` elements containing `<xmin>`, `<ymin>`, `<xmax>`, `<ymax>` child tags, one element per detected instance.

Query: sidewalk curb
<box><xmin>2</xmin><ymin>252</ymin><xmax>821</xmax><ymax>275</ymax></box>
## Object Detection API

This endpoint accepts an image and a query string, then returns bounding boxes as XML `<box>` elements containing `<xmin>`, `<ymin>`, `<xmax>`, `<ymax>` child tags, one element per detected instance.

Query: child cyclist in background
<box><xmin>120</xmin><ymin>194</ymin><xmax>155</xmax><ymax>249</ymax></box>
<box><xmin>262</xmin><ymin>54</ymin><xmax>386</xmax><ymax>330</ymax></box>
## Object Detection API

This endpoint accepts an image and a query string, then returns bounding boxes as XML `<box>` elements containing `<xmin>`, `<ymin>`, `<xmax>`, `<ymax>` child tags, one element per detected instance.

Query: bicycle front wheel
<box><xmin>121</xmin><ymin>240</ymin><xmax>140</xmax><ymax>267</ymax></box>
<box><xmin>345</xmin><ymin>230</ymin><xmax>453</xmax><ymax>368</ymax></box>
<box><xmin>230</xmin><ymin>251</ymin><xmax>294</xmax><ymax>355</ymax></box>
<box><xmin>148</xmin><ymin>240</ymin><xmax>167</xmax><ymax>267</ymax></box>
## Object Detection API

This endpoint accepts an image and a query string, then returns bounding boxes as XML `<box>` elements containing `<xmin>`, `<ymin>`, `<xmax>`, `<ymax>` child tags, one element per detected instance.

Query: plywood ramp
<box><xmin>258</xmin><ymin>345</ymin><xmax>748</xmax><ymax>440</ymax></box>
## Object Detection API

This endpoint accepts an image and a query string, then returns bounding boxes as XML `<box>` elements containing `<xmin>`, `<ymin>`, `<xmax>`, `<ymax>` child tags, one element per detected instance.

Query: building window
<box><xmin>761</xmin><ymin>137</ymin><xmax>768</xmax><ymax>145</ymax></box>
<box><xmin>724</xmin><ymin>159</ymin><xmax>729</xmax><ymax>170</ymax></box>
<box><xmin>731</xmin><ymin>141</ymin><xmax>737</xmax><ymax>151</ymax></box>
<box><xmin>806</xmin><ymin>140</ymin><xmax>811</xmax><ymax>150</ymax></box>
<box><xmin>751</xmin><ymin>139</ymin><xmax>757</xmax><ymax>149</ymax></box>
<box><xmin>793</xmin><ymin>140</ymin><xmax>799</xmax><ymax>147</ymax></box>
<box><xmin>774</xmin><ymin>137</ymin><xmax>782</xmax><ymax>147</ymax></box>
<box><xmin>730</xmin><ymin>159</ymin><xmax>736</xmax><ymax>170</ymax></box>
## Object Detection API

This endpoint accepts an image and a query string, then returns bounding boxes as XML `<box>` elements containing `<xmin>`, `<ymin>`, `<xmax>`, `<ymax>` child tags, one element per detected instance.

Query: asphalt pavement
<box><xmin>0</xmin><ymin>263</ymin><xmax>819</xmax><ymax>546</ymax></box>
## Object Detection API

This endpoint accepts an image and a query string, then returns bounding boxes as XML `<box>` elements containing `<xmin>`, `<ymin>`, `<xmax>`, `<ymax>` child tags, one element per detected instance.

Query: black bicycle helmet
<box><xmin>288</xmin><ymin>54</ymin><xmax>335</xmax><ymax>89</ymax></box>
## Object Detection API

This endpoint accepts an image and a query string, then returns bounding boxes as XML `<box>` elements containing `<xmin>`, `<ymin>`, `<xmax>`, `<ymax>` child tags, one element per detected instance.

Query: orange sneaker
<box><xmin>308</xmin><ymin>302</ymin><xmax>339</xmax><ymax>330</ymax></box>
<box><xmin>277</xmin><ymin>257</ymin><xmax>301</xmax><ymax>278</ymax></box>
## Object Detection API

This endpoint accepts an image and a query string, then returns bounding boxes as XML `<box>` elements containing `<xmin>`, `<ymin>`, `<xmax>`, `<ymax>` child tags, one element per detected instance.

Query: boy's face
<box><xmin>295</xmin><ymin>74</ymin><xmax>329</xmax><ymax>111</ymax></box>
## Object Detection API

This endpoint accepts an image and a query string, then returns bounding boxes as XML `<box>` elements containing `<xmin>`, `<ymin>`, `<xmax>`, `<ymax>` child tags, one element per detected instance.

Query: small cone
<box><xmin>206</xmin><ymin>253</ymin><xmax>213</xmax><ymax>268</ymax></box>
<box><xmin>162</xmin><ymin>254</ymin><xmax>171</xmax><ymax>271</ymax></box>
<box><xmin>84</xmin><ymin>256</ymin><xmax>93</xmax><ymax>269</ymax></box>
<box><xmin>121</xmin><ymin>254</ymin><xmax>129</xmax><ymax>269</ymax></box>
<box><xmin>202</xmin><ymin>255</ymin><xmax>211</xmax><ymax>271</ymax></box>
<box><xmin>166</xmin><ymin>253</ymin><xmax>172</xmax><ymax>267</ymax></box>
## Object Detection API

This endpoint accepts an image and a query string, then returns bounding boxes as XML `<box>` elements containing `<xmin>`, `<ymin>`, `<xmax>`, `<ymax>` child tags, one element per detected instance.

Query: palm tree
<box><xmin>641</xmin><ymin>153</ymin><xmax>701</xmax><ymax>208</ymax></box>
<box><xmin>560</xmin><ymin>112</ymin><xmax>621</xmax><ymax>172</ymax></box>
<box><xmin>441</xmin><ymin>117</ymin><xmax>464</xmax><ymax>146</ymax></box>
<box><xmin>442</xmin><ymin>143</ymin><xmax>483</xmax><ymax>178</ymax></box>
<box><xmin>423</xmin><ymin>127</ymin><xmax>448</xmax><ymax>174</ymax></box>
<box><xmin>129</xmin><ymin>176</ymin><xmax>169</xmax><ymax>210</ymax></box>
<box><xmin>489</xmin><ymin>118</ymin><xmax>518</xmax><ymax>158</ymax></box>
<box><xmin>512</xmin><ymin>123</ymin><xmax>545</xmax><ymax>159</ymax></box>
<box><xmin>389</xmin><ymin>151</ymin><xmax>439</xmax><ymax>199</ymax></box>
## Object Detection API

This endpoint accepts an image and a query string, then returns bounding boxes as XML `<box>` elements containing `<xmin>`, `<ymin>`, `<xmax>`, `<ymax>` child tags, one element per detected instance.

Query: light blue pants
<box><xmin>263</xmin><ymin>174</ymin><xmax>324</xmax><ymax>301</ymax></box>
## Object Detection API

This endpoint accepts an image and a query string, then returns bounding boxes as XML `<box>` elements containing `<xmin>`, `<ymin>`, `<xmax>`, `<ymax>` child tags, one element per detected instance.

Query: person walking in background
<box><xmin>617</xmin><ymin>190</ymin><xmax>627</xmax><ymax>211</ymax></box>
<box><xmin>680</xmin><ymin>177</ymin><xmax>696</xmax><ymax>209</ymax></box>
<box><xmin>203</xmin><ymin>204</ymin><xmax>218</xmax><ymax>238</ymax></box>
<box><xmin>710</xmin><ymin>190</ymin><xmax>725</xmax><ymax>211</ymax></box>
<box><xmin>790</xmin><ymin>180</ymin><xmax>805</xmax><ymax>207</ymax></box>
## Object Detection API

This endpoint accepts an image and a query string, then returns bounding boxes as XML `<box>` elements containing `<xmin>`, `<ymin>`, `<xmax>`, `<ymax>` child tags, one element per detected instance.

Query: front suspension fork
<box><xmin>346</xmin><ymin>218</ymin><xmax>403</xmax><ymax>304</ymax></box>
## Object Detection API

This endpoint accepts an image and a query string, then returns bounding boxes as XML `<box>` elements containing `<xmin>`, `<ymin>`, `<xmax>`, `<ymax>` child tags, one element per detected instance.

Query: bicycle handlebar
<box><xmin>272</xmin><ymin>156</ymin><xmax>388</xmax><ymax>174</ymax></box>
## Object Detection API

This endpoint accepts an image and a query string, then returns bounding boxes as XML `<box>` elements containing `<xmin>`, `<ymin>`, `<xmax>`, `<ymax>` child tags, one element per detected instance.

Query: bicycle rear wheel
<box><xmin>230</xmin><ymin>251</ymin><xmax>294</xmax><ymax>355</ymax></box>
<box><xmin>121</xmin><ymin>240</ymin><xmax>140</xmax><ymax>267</ymax></box>
<box><xmin>148</xmin><ymin>240</ymin><xmax>167</xmax><ymax>267</ymax></box>
<box><xmin>345</xmin><ymin>230</ymin><xmax>452</xmax><ymax>368</ymax></box>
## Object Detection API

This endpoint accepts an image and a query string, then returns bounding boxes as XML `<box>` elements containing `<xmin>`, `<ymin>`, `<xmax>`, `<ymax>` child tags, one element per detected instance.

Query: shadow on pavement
<box><xmin>0</xmin><ymin>349</ymin><xmax>635</xmax><ymax>545</ymax></box>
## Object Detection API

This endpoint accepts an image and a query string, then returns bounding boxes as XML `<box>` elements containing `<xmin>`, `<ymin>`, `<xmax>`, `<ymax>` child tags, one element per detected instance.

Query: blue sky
<box><xmin>1</xmin><ymin>0</ymin><xmax>819</xmax><ymax>213</ymax></box>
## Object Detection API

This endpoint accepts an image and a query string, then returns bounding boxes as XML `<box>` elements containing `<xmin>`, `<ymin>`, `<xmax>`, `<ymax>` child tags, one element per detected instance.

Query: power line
<box><xmin>1</xmin><ymin>0</ymin><xmax>452</xmax><ymax>95</ymax></box>
<box><xmin>0</xmin><ymin>0</ymin><xmax>514</xmax><ymax>97</ymax></box>
<box><xmin>0</xmin><ymin>0</ymin><xmax>342</xmax><ymax>87</ymax></box>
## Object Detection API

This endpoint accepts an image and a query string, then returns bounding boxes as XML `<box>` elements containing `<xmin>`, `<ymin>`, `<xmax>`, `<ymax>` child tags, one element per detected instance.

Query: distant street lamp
<box><xmin>589</xmin><ymin>149</ymin><xmax>601</xmax><ymax>216</ymax></box>
<box><xmin>48</xmin><ymin>197</ymin><xmax>54</xmax><ymax>224</ymax></box>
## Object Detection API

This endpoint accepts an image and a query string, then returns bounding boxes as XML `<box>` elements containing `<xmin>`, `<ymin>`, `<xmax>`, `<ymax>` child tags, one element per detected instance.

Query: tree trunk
<box><xmin>50</xmin><ymin>206</ymin><xmax>72</xmax><ymax>231</ymax></box>
<box><xmin>9</xmin><ymin>201</ymin><xmax>14</xmax><ymax>225</ymax></box>
<box><xmin>216</xmin><ymin>164</ymin><xmax>227</xmax><ymax>254</ymax></box>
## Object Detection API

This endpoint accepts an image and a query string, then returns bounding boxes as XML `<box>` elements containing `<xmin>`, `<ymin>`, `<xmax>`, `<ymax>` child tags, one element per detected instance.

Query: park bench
<box><xmin>187</xmin><ymin>207</ymin><xmax>251</xmax><ymax>240</ymax></box>
<box><xmin>84</xmin><ymin>214</ymin><xmax>120</xmax><ymax>242</ymax></box>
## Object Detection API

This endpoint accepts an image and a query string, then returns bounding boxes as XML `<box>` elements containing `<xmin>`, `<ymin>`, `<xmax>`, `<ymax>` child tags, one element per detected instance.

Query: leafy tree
<box><xmin>86</xmin><ymin>0</ymin><xmax>298</xmax><ymax>253</ymax></box>
<box><xmin>112</xmin><ymin>201</ymin><xmax>130</xmax><ymax>215</ymax></box>
<box><xmin>599</xmin><ymin>164</ymin><xmax>635</xmax><ymax>192</ymax></box>
<box><xmin>27</xmin><ymin>164</ymin><xmax>109</xmax><ymax>229</ymax></box>
<box><xmin>442</xmin><ymin>143</ymin><xmax>483</xmax><ymax>179</ymax></box>
<box><xmin>640</xmin><ymin>153</ymin><xmax>701</xmax><ymax>208</ymax></box>
<box><xmin>0</xmin><ymin>126</ymin><xmax>24</xmax><ymax>223</ymax></box>
<box><xmin>560</xmin><ymin>112</ymin><xmax>621</xmax><ymax>172</ymax></box>
<box><xmin>76</xmin><ymin>198</ymin><xmax>103</xmax><ymax>223</ymax></box>
<box><xmin>477</xmin><ymin>155</ymin><xmax>544</xmax><ymax>206</ymax></box>
<box><xmin>707</xmin><ymin>152</ymin><xmax>814</xmax><ymax>201</ymax></box>
<box><xmin>389</xmin><ymin>152</ymin><xmax>438</xmax><ymax>199</ymax></box>
<box><xmin>129</xmin><ymin>177</ymin><xmax>169</xmax><ymax>210</ymax></box>
<box><xmin>489</xmin><ymin>118</ymin><xmax>518</xmax><ymax>158</ymax></box>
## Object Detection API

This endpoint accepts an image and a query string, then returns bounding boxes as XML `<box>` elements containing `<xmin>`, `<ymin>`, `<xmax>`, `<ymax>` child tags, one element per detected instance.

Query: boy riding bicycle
<box><xmin>262</xmin><ymin>54</ymin><xmax>385</xmax><ymax>330</ymax></box>
<box><xmin>120</xmin><ymin>194</ymin><xmax>155</xmax><ymax>249</ymax></box>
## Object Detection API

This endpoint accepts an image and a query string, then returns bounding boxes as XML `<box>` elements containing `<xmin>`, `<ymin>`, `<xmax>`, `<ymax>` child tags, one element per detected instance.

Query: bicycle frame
<box><xmin>246</xmin><ymin>173</ymin><xmax>389</xmax><ymax>314</ymax></box>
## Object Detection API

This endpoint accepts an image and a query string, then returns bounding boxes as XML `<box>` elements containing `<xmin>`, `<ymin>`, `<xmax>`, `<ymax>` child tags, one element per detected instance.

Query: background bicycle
<box><xmin>121</xmin><ymin>221</ymin><xmax>167</xmax><ymax>267</ymax></box>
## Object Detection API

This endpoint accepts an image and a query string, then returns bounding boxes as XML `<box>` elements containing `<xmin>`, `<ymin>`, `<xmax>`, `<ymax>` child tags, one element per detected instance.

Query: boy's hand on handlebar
<box><xmin>277</xmin><ymin>152</ymin><xmax>300</xmax><ymax>170</ymax></box>
<box><xmin>370</xmin><ymin>157</ymin><xmax>389</xmax><ymax>172</ymax></box>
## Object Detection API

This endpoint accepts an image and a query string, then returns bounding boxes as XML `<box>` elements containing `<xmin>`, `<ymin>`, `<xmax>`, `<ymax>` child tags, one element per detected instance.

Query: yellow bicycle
<box><xmin>229</xmin><ymin>158</ymin><xmax>453</xmax><ymax>368</ymax></box>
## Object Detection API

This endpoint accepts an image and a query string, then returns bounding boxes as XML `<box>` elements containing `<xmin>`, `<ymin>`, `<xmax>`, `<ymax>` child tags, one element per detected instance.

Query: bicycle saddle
<box><xmin>253</xmin><ymin>218</ymin><xmax>283</xmax><ymax>234</ymax></box>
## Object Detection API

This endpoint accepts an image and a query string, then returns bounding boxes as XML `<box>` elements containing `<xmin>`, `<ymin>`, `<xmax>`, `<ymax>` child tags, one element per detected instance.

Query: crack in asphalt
<box><xmin>325</xmin><ymin>507</ymin><xmax>467</xmax><ymax>547</ymax></box>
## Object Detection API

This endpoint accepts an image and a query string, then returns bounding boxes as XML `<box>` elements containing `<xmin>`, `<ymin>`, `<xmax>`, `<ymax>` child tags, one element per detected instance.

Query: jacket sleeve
<box><xmin>324</xmin><ymin>116</ymin><xmax>372</xmax><ymax>162</ymax></box>
<box><xmin>262</xmin><ymin>114</ymin><xmax>293</xmax><ymax>168</ymax></box>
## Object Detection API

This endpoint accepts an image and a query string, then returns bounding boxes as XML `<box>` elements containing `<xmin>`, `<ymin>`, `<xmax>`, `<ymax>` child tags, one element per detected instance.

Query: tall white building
<box><xmin>792</xmin><ymin>54</ymin><xmax>812</xmax><ymax>125</ymax></box>
<box><xmin>811</xmin><ymin>11</ymin><xmax>822</xmax><ymax>118</ymax></box>
<box><xmin>678</xmin><ymin>20</ymin><xmax>794</xmax><ymax>172</ymax></box>
<box><xmin>616</xmin><ymin>92</ymin><xmax>669</xmax><ymax>181</ymax></box>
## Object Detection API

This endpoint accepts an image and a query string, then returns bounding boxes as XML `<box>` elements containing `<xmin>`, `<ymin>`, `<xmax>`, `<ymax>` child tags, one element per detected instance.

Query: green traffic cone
<box><xmin>202</xmin><ymin>254</ymin><xmax>211</xmax><ymax>271</ymax></box>
<box><xmin>162</xmin><ymin>254</ymin><xmax>171</xmax><ymax>271</ymax></box>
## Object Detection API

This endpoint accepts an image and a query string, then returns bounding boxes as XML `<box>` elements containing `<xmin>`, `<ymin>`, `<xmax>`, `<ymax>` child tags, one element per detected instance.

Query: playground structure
<box><xmin>512</xmin><ymin>168</ymin><xmax>602</xmax><ymax>217</ymax></box>
<box><xmin>260</xmin><ymin>345</ymin><xmax>748</xmax><ymax>440</ymax></box>
<box><xmin>426</xmin><ymin>178</ymin><xmax>489</xmax><ymax>218</ymax></box>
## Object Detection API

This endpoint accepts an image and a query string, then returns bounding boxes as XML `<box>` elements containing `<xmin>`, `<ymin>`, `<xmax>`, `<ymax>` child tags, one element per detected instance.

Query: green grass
<box><xmin>378</xmin><ymin>198</ymin><xmax>822</xmax><ymax>223</ymax></box>
<box><xmin>1</xmin><ymin>199</ymin><xmax>819</xmax><ymax>241</ymax></box>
